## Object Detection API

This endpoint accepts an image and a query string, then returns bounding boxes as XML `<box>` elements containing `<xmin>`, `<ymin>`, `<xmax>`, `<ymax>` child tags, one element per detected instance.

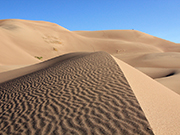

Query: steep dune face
<box><xmin>1</xmin><ymin>19</ymin><xmax>179</xmax><ymax>64</ymax></box>
<box><xmin>1</xmin><ymin>19</ymin><xmax>180</xmax><ymax>94</ymax></box>
<box><xmin>0</xmin><ymin>19</ymin><xmax>94</xmax><ymax>65</ymax></box>
<box><xmin>0</xmin><ymin>24</ymin><xmax>40</xmax><ymax>65</ymax></box>
<box><xmin>74</xmin><ymin>30</ymin><xmax>180</xmax><ymax>95</ymax></box>
<box><xmin>0</xmin><ymin>52</ymin><xmax>154</xmax><ymax>135</ymax></box>
<box><xmin>1</xmin><ymin>19</ymin><xmax>180</xmax><ymax>134</ymax></box>
<box><xmin>113</xmin><ymin>56</ymin><xmax>180</xmax><ymax>135</ymax></box>
<box><xmin>1</xmin><ymin>19</ymin><xmax>177</xmax><ymax>66</ymax></box>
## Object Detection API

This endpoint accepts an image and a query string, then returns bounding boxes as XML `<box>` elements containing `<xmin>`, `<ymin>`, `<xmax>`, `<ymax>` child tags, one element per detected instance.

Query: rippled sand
<box><xmin>0</xmin><ymin>52</ymin><xmax>153</xmax><ymax>135</ymax></box>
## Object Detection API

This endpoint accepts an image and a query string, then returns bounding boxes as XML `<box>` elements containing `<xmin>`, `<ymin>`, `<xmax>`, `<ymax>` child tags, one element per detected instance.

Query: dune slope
<box><xmin>0</xmin><ymin>52</ymin><xmax>153</xmax><ymax>135</ymax></box>
<box><xmin>1</xmin><ymin>19</ymin><xmax>180</xmax><ymax>94</ymax></box>
<box><xmin>113</xmin><ymin>56</ymin><xmax>180</xmax><ymax>135</ymax></box>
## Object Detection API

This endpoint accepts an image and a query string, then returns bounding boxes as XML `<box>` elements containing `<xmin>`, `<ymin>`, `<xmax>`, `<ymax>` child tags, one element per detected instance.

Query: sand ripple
<box><xmin>0</xmin><ymin>52</ymin><xmax>153</xmax><ymax>135</ymax></box>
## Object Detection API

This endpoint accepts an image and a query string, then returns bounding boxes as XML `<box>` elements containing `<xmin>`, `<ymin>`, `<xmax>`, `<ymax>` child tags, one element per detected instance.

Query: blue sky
<box><xmin>1</xmin><ymin>0</ymin><xmax>180</xmax><ymax>43</ymax></box>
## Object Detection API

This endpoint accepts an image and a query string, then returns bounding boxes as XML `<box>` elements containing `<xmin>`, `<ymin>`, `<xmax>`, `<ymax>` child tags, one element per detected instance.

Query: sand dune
<box><xmin>0</xmin><ymin>52</ymin><xmax>88</xmax><ymax>84</ymax></box>
<box><xmin>0</xmin><ymin>19</ymin><xmax>180</xmax><ymax>134</ymax></box>
<box><xmin>113</xmin><ymin>56</ymin><xmax>180</xmax><ymax>135</ymax></box>
<box><xmin>1</xmin><ymin>19</ymin><xmax>180</xmax><ymax>94</ymax></box>
<box><xmin>0</xmin><ymin>19</ymin><xmax>94</xmax><ymax>65</ymax></box>
<box><xmin>0</xmin><ymin>52</ymin><xmax>154</xmax><ymax>134</ymax></box>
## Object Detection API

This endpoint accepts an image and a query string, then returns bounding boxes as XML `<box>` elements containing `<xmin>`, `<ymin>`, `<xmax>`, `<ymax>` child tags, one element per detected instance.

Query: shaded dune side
<box><xmin>0</xmin><ymin>52</ymin><xmax>153</xmax><ymax>135</ymax></box>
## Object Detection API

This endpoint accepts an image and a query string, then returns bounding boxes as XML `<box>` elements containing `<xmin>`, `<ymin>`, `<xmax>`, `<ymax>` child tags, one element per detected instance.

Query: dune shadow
<box><xmin>165</xmin><ymin>72</ymin><xmax>175</xmax><ymax>77</ymax></box>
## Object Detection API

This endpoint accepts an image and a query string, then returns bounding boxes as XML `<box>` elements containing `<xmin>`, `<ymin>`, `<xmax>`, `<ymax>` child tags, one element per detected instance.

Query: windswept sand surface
<box><xmin>113</xmin><ymin>56</ymin><xmax>180</xmax><ymax>135</ymax></box>
<box><xmin>1</xmin><ymin>19</ymin><xmax>180</xmax><ymax>134</ymax></box>
<box><xmin>0</xmin><ymin>19</ymin><xmax>180</xmax><ymax>94</ymax></box>
<box><xmin>0</xmin><ymin>52</ymin><xmax>153</xmax><ymax>134</ymax></box>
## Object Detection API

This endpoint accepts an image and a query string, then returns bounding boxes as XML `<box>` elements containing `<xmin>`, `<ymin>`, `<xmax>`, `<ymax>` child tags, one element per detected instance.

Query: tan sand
<box><xmin>1</xmin><ymin>19</ymin><xmax>180</xmax><ymax>134</ymax></box>
<box><xmin>1</xmin><ymin>19</ymin><xmax>180</xmax><ymax>94</ymax></box>
<box><xmin>0</xmin><ymin>52</ymin><xmax>88</xmax><ymax>84</ymax></box>
<box><xmin>113</xmin><ymin>56</ymin><xmax>180</xmax><ymax>135</ymax></box>
<box><xmin>0</xmin><ymin>52</ymin><xmax>153</xmax><ymax>134</ymax></box>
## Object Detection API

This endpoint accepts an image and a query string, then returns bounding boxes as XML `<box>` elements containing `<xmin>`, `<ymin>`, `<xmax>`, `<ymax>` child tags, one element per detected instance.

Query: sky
<box><xmin>1</xmin><ymin>0</ymin><xmax>180</xmax><ymax>43</ymax></box>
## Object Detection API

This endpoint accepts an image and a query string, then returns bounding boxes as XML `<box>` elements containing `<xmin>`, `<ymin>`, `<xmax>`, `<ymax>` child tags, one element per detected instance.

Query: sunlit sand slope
<box><xmin>0</xmin><ymin>52</ymin><xmax>153</xmax><ymax>135</ymax></box>
<box><xmin>0</xmin><ymin>19</ymin><xmax>180</xmax><ymax>94</ymax></box>
<box><xmin>113</xmin><ymin>56</ymin><xmax>180</xmax><ymax>135</ymax></box>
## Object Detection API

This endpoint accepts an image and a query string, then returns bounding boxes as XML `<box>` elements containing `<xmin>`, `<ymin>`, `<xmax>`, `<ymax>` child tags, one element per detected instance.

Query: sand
<box><xmin>113</xmin><ymin>56</ymin><xmax>180</xmax><ymax>135</ymax></box>
<box><xmin>0</xmin><ymin>52</ymin><xmax>153</xmax><ymax>134</ymax></box>
<box><xmin>0</xmin><ymin>52</ymin><xmax>88</xmax><ymax>84</ymax></box>
<box><xmin>0</xmin><ymin>19</ymin><xmax>180</xmax><ymax>134</ymax></box>
<box><xmin>1</xmin><ymin>19</ymin><xmax>180</xmax><ymax>94</ymax></box>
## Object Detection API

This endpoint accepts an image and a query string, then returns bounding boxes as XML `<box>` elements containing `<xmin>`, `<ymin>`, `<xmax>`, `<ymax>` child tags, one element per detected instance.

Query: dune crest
<box><xmin>1</xmin><ymin>19</ymin><xmax>180</xmax><ymax>134</ymax></box>
<box><xmin>0</xmin><ymin>52</ymin><xmax>154</xmax><ymax>134</ymax></box>
<box><xmin>1</xmin><ymin>19</ymin><xmax>179</xmax><ymax>94</ymax></box>
<box><xmin>113</xmin><ymin>56</ymin><xmax>180</xmax><ymax>135</ymax></box>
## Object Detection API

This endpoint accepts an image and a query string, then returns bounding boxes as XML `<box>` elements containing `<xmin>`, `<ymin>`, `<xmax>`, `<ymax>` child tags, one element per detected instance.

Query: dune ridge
<box><xmin>0</xmin><ymin>52</ymin><xmax>153</xmax><ymax>135</ymax></box>
<box><xmin>1</xmin><ymin>19</ymin><xmax>180</xmax><ymax>134</ymax></box>
<box><xmin>0</xmin><ymin>52</ymin><xmax>88</xmax><ymax>84</ymax></box>
<box><xmin>1</xmin><ymin>19</ymin><xmax>180</xmax><ymax>94</ymax></box>
<box><xmin>113</xmin><ymin>56</ymin><xmax>180</xmax><ymax>135</ymax></box>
